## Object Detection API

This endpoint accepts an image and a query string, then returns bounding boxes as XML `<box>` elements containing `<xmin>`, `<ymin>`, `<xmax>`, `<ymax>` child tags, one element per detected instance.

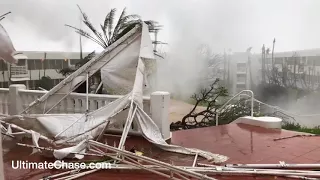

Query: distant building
<box><xmin>0</xmin><ymin>51</ymin><xmax>90</xmax><ymax>89</ymax></box>
<box><xmin>261</xmin><ymin>48</ymin><xmax>320</xmax><ymax>89</ymax></box>
<box><xmin>220</xmin><ymin>51</ymin><xmax>257</xmax><ymax>95</ymax></box>
<box><xmin>222</xmin><ymin>48</ymin><xmax>320</xmax><ymax>95</ymax></box>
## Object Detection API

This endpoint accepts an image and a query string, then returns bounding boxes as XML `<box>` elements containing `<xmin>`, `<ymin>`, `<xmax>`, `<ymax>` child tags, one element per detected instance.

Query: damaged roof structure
<box><xmin>2</xmin><ymin>21</ymin><xmax>320</xmax><ymax>180</ymax></box>
<box><xmin>1</xmin><ymin>22</ymin><xmax>227</xmax><ymax>179</ymax></box>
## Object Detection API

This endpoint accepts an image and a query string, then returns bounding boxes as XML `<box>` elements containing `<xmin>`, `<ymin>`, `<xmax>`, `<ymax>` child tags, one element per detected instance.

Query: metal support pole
<box><xmin>86</xmin><ymin>72</ymin><xmax>89</xmax><ymax>112</ymax></box>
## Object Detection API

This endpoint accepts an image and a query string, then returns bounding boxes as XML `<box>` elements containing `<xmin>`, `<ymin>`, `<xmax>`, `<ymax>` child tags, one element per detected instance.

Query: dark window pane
<box><xmin>0</xmin><ymin>60</ymin><xmax>7</xmax><ymax>71</ymax></box>
<box><xmin>34</xmin><ymin>60</ymin><xmax>42</xmax><ymax>70</ymax></box>
<box><xmin>17</xmin><ymin>59</ymin><xmax>26</xmax><ymax>66</ymax></box>
<box><xmin>62</xmin><ymin>60</ymin><xmax>68</xmax><ymax>69</ymax></box>
<box><xmin>28</xmin><ymin>80</ymin><xmax>33</xmax><ymax>89</ymax></box>
<box><xmin>237</xmin><ymin>74</ymin><xmax>246</xmax><ymax>78</ymax></box>
<box><xmin>70</xmin><ymin>59</ymin><xmax>80</xmax><ymax>65</ymax></box>
<box><xmin>49</xmin><ymin>60</ymin><xmax>56</xmax><ymax>69</ymax></box>
<box><xmin>3</xmin><ymin>82</ymin><xmax>8</xmax><ymax>88</ymax></box>
<box><xmin>56</xmin><ymin>60</ymin><xmax>63</xmax><ymax>69</ymax></box>
<box><xmin>44</xmin><ymin>60</ymin><xmax>49</xmax><ymax>69</ymax></box>
<box><xmin>28</xmin><ymin>60</ymin><xmax>35</xmax><ymax>70</ymax></box>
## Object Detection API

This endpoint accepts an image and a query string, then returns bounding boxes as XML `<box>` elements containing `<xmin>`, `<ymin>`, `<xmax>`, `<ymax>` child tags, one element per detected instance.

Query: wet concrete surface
<box><xmin>3</xmin><ymin>123</ymin><xmax>320</xmax><ymax>179</ymax></box>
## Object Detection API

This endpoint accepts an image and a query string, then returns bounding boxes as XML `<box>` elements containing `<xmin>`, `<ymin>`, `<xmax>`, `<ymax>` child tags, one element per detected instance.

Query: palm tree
<box><xmin>0</xmin><ymin>12</ymin><xmax>11</xmax><ymax>22</ymax></box>
<box><xmin>66</xmin><ymin>5</ymin><xmax>161</xmax><ymax>50</ymax></box>
<box><xmin>62</xmin><ymin>6</ymin><xmax>163</xmax><ymax>93</ymax></box>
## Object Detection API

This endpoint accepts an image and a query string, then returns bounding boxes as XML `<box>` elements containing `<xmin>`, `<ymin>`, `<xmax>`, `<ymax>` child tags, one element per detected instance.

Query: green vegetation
<box><xmin>36</xmin><ymin>76</ymin><xmax>54</xmax><ymax>90</ymax></box>
<box><xmin>282</xmin><ymin>121</ymin><xmax>320</xmax><ymax>135</ymax></box>
<box><xmin>170</xmin><ymin>79</ymin><xmax>262</xmax><ymax>130</ymax></box>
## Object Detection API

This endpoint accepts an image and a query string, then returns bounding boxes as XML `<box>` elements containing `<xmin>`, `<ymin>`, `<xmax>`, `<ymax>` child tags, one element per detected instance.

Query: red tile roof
<box><xmin>3</xmin><ymin>123</ymin><xmax>320</xmax><ymax>179</ymax></box>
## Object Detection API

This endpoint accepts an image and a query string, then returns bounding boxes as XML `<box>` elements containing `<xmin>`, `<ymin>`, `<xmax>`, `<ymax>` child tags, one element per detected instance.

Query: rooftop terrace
<box><xmin>3</xmin><ymin>123</ymin><xmax>320</xmax><ymax>180</ymax></box>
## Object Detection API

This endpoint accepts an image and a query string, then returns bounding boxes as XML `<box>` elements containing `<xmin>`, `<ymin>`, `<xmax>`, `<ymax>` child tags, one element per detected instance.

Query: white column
<box><xmin>8</xmin><ymin>84</ymin><xmax>26</xmax><ymax>115</ymax></box>
<box><xmin>150</xmin><ymin>91</ymin><xmax>171</xmax><ymax>141</ymax></box>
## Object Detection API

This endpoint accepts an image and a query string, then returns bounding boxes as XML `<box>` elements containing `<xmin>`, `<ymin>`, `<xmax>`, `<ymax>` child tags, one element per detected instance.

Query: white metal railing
<box><xmin>0</xmin><ymin>87</ymin><xmax>151</xmax><ymax>133</ymax></box>
<box><xmin>0</xmin><ymin>88</ymin><xmax>9</xmax><ymax>115</ymax></box>
<box><xmin>18</xmin><ymin>89</ymin><xmax>150</xmax><ymax>114</ymax></box>
<box><xmin>215</xmin><ymin>90</ymin><xmax>254</xmax><ymax>126</ymax></box>
<box><xmin>240</xmin><ymin>94</ymin><xmax>320</xmax><ymax>118</ymax></box>
<box><xmin>215</xmin><ymin>90</ymin><xmax>320</xmax><ymax>127</ymax></box>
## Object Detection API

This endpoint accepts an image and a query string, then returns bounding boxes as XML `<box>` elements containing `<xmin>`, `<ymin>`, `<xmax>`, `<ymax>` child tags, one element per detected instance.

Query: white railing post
<box><xmin>0</xmin><ymin>132</ymin><xmax>4</xmax><ymax>180</ymax></box>
<box><xmin>150</xmin><ymin>91</ymin><xmax>171</xmax><ymax>141</ymax></box>
<box><xmin>86</xmin><ymin>72</ymin><xmax>89</xmax><ymax>112</ymax></box>
<box><xmin>215</xmin><ymin>113</ymin><xmax>219</xmax><ymax>126</ymax></box>
<box><xmin>250</xmin><ymin>92</ymin><xmax>254</xmax><ymax>117</ymax></box>
<box><xmin>9</xmin><ymin>84</ymin><xmax>26</xmax><ymax>115</ymax></box>
<box><xmin>216</xmin><ymin>90</ymin><xmax>254</xmax><ymax>126</ymax></box>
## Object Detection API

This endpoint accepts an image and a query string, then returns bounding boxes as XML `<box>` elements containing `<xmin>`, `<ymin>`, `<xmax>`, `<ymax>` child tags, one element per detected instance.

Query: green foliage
<box><xmin>58</xmin><ymin>67</ymin><xmax>75</xmax><ymax>77</ymax></box>
<box><xmin>217</xmin><ymin>99</ymin><xmax>261</xmax><ymax>125</ymax></box>
<box><xmin>58</xmin><ymin>51</ymin><xmax>96</xmax><ymax>77</ymax></box>
<box><xmin>282</xmin><ymin>121</ymin><xmax>320</xmax><ymax>135</ymax></box>
<box><xmin>66</xmin><ymin>6</ymin><xmax>162</xmax><ymax>52</ymax></box>
<box><xmin>66</xmin><ymin>6</ymin><xmax>142</xmax><ymax>49</ymax></box>
<box><xmin>36</xmin><ymin>76</ymin><xmax>53</xmax><ymax>90</ymax></box>
<box><xmin>255</xmin><ymin>83</ymin><xmax>311</xmax><ymax>107</ymax></box>
<box><xmin>170</xmin><ymin>79</ymin><xmax>260</xmax><ymax>130</ymax></box>
<box><xmin>75</xmin><ymin>51</ymin><xmax>96</xmax><ymax>68</ymax></box>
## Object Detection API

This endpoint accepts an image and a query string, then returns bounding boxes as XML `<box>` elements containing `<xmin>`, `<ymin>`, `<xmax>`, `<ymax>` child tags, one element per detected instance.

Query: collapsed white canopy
<box><xmin>22</xmin><ymin>23</ymin><xmax>154</xmax><ymax>114</ymax></box>
<box><xmin>0</xmin><ymin>24</ymin><xmax>18</xmax><ymax>64</ymax></box>
<box><xmin>4</xmin><ymin>22</ymin><xmax>228</xmax><ymax>163</ymax></box>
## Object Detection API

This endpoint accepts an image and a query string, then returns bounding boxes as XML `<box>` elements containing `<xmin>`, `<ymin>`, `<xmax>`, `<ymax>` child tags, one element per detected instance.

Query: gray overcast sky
<box><xmin>1</xmin><ymin>0</ymin><xmax>320</xmax><ymax>54</ymax></box>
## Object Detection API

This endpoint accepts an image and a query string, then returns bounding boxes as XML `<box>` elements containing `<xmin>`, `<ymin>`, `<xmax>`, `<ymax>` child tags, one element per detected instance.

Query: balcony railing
<box><xmin>10</xmin><ymin>65</ymin><xmax>29</xmax><ymax>78</ymax></box>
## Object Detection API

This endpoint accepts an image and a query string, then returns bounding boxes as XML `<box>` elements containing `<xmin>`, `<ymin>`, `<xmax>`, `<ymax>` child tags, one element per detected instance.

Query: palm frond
<box><xmin>106</xmin><ymin>8</ymin><xmax>116</xmax><ymax>44</ymax></box>
<box><xmin>101</xmin><ymin>8</ymin><xmax>116</xmax><ymax>44</ymax></box>
<box><xmin>100</xmin><ymin>24</ymin><xmax>107</xmax><ymax>42</ymax></box>
<box><xmin>121</xmin><ymin>14</ymin><xmax>140</xmax><ymax>23</ymax></box>
<box><xmin>114</xmin><ymin>8</ymin><xmax>127</xmax><ymax>30</ymax></box>
<box><xmin>112</xmin><ymin>22</ymin><xmax>138</xmax><ymax>42</ymax></box>
<box><xmin>65</xmin><ymin>24</ymin><xmax>106</xmax><ymax>48</ymax></box>
<box><xmin>78</xmin><ymin>6</ymin><xmax>107</xmax><ymax>48</ymax></box>
<box><xmin>111</xmin><ymin>8</ymin><xmax>141</xmax><ymax>42</ymax></box>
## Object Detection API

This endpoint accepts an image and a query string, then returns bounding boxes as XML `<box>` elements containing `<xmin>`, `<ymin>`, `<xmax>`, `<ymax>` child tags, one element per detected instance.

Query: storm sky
<box><xmin>1</xmin><ymin>0</ymin><xmax>320</xmax><ymax>54</ymax></box>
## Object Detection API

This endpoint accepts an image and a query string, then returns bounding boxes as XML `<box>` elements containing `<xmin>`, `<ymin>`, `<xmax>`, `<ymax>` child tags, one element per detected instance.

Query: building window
<box><xmin>44</xmin><ymin>60</ymin><xmax>49</xmax><ymax>70</ymax></box>
<box><xmin>307</xmin><ymin>56</ymin><xmax>319</xmax><ymax>66</ymax></box>
<box><xmin>17</xmin><ymin>59</ymin><xmax>26</xmax><ymax>66</ymax></box>
<box><xmin>3</xmin><ymin>82</ymin><xmax>8</xmax><ymax>88</ymax></box>
<box><xmin>55</xmin><ymin>60</ymin><xmax>63</xmax><ymax>69</ymax></box>
<box><xmin>301</xmin><ymin>56</ymin><xmax>307</xmax><ymax>64</ymax></box>
<box><xmin>237</xmin><ymin>74</ymin><xmax>246</xmax><ymax>82</ymax></box>
<box><xmin>53</xmin><ymin>79</ymin><xmax>58</xmax><ymax>86</ymax></box>
<box><xmin>34</xmin><ymin>60</ymin><xmax>42</xmax><ymax>70</ymax></box>
<box><xmin>70</xmin><ymin>59</ymin><xmax>80</xmax><ymax>65</ymax></box>
<box><xmin>28</xmin><ymin>60</ymin><xmax>35</xmax><ymax>70</ymax></box>
<box><xmin>62</xmin><ymin>60</ymin><xmax>68</xmax><ymax>69</ymax></box>
<box><xmin>28</xmin><ymin>80</ymin><xmax>34</xmax><ymax>89</ymax></box>
<box><xmin>237</xmin><ymin>63</ymin><xmax>246</xmax><ymax>72</ymax></box>
<box><xmin>49</xmin><ymin>60</ymin><xmax>56</xmax><ymax>69</ymax></box>
<box><xmin>0</xmin><ymin>60</ymin><xmax>8</xmax><ymax>71</ymax></box>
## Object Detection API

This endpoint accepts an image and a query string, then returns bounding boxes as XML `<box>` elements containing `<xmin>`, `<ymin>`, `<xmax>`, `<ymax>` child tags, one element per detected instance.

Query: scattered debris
<box><xmin>273</xmin><ymin>134</ymin><xmax>320</xmax><ymax>141</ymax></box>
